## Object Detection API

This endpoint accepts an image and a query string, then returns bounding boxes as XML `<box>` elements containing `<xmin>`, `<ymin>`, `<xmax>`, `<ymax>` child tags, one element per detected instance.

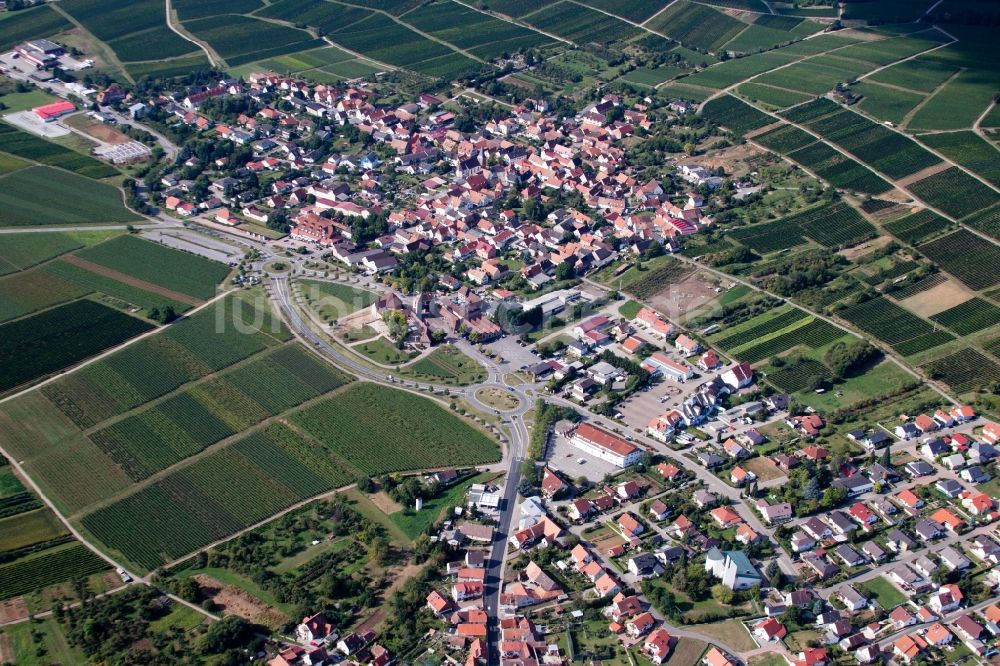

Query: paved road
<box><xmin>267</xmin><ymin>269</ymin><xmax>534</xmax><ymax>665</ymax></box>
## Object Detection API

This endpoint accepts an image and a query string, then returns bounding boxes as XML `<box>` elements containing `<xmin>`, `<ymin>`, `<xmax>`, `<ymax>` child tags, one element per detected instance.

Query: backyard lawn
<box><xmin>858</xmin><ymin>574</ymin><xmax>907</xmax><ymax>609</ymax></box>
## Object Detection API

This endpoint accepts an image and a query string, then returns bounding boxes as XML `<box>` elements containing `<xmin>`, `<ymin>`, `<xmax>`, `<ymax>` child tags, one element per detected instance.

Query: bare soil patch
<box><xmin>589</xmin><ymin>531</ymin><xmax>625</xmax><ymax>554</ymax></box>
<box><xmin>898</xmin><ymin>279</ymin><xmax>973</xmax><ymax>317</ymax></box>
<box><xmin>0</xmin><ymin>597</ymin><xmax>28</xmax><ymax>624</ymax></box>
<box><xmin>896</xmin><ymin>161</ymin><xmax>951</xmax><ymax>188</ymax></box>
<box><xmin>648</xmin><ymin>271</ymin><xmax>721</xmax><ymax>322</ymax></box>
<box><xmin>744</xmin><ymin>456</ymin><xmax>786</xmax><ymax>483</ymax></box>
<box><xmin>696</xmin><ymin>143</ymin><xmax>766</xmax><ymax>177</ymax></box>
<box><xmin>65</xmin><ymin>115</ymin><xmax>131</xmax><ymax>144</ymax></box>
<box><xmin>62</xmin><ymin>254</ymin><xmax>202</xmax><ymax>306</ymax></box>
<box><xmin>368</xmin><ymin>491</ymin><xmax>403</xmax><ymax>515</ymax></box>
<box><xmin>838</xmin><ymin>234</ymin><xmax>893</xmax><ymax>260</ymax></box>
<box><xmin>193</xmin><ymin>574</ymin><xmax>289</xmax><ymax>629</ymax></box>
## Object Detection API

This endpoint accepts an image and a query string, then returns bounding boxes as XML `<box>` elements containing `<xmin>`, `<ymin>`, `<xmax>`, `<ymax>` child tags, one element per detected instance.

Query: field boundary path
<box><xmin>47</xmin><ymin>4</ymin><xmax>135</xmax><ymax>84</ymax></box>
<box><xmin>449</xmin><ymin>0</ymin><xmax>573</xmax><ymax>46</ymax></box>
<box><xmin>61</xmin><ymin>254</ymin><xmax>203</xmax><ymax>306</ymax></box>
<box><xmin>164</xmin><ymin>0</ymin><xmax>222</xmax><ymax>68</ymax></box>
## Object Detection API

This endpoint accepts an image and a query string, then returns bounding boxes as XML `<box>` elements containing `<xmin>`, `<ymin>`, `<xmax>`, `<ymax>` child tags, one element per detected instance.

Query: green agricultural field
<box><xmin>0</xmin><ymin>232</ymin><xmax>84</xmax><ymax>277</ymax></box>
<box><xmin>964</xmin><ymin>204</ymin><xmax>1000</xmax><ymax>241</ymax></box>
<box><xmin>737</xmin><ymin>83</ymin><xmax>814</xmax><ymax>110</ymax></box>
<box><xmin>126</xmin><ymin>54</ymin><xmax>213</xmax><ymax>80</ymax></box>
<box><xmin>883</xmin><ymin>209</ymin><xmax>950</xmax><ymax>244</ymax></box>
<box><xmin>907</xmin><ymin>167</ymin><xmax>999</xmax><ymax>221</ymax></box>
<box><xmin>713</xmin><ymin>307</ymin><xmax>808</xmax><ymax>350</ymax></box>
<box><xmin>523</xmin><ymin>1</ymin><xmax>641</xmax><ymax>44</ymax></box>
<box><xmin>257</xmin><ymin>0</ymin><xmax>373</xmax><ymax>36</ymax></box>
<box><xmin>0</xmin><ymin>4</ymin><xmax>71</xmax><ymax>50</ymax></box>
<box><xmin>930</xmin><ymin>297</ymin><xmax>1000</xmax><ymax>336</ymax></box>
<box><xmin>59</xmin><ymin>0</ymin><xmax>196</xmax><ymax>61</ymax></box>
<box><xmin>802</xmin><ymin>108</ymin><xmax>941</xmax><ymax>179</ymax></box>
<box><xmin>755</xmin><ymin>60</ymin><xmax>854</xmax><ymax>96</ymax></box>
<box><xmin>73</xmin><ymin>235</ymin><xmax>229</xmax><ymax>301</ymax></box>
<box><xmin>0</xmin><ymin>543</ymin><xmax>107</xmax><ymax>599</ymax></box>
<box><xmin>81</xmin><ymin>383</ymin><xmax>498</xmax><ymax>570</ymax></box>
<box><xmin>853</xmin><ymin>81</ymin><xmax>924</xmax><ymax>125</ymax></box>
<box><xmin>779</xmin><ymin>200</ymin><xmax>877</xmax><ymax>248</ymax></box>
<box><xmin>924</xmin><ymin>347</ymin><xmax>1000</xmax><ymax>393</ymax></box>
<box><xmin>291</xmin><ymin>383</ymin><xmax>500</xmax><ymax>475</ymax></box>
<box><xmin>487</xmin><ymin>0</ymin><xmax>550</xmax><ymax>16</ymax></box>
<box><xmin>752</xmin><ymin>123</ymin><xmax>817</xmax><ymax>152</ymax></box>
<box><xmin>0</xmin><ymin>166</ymin><xmax>138</xmax><ymax>227</ymax></box>
<box><xmin>0</xmin><ymin>269</ymin><xmax>91</xmax><ymax>324</ymax></box>
<box><xmin>680</xmin><ymin>52</ymin><xmax>798</xmax><ymax>90</ymax></box>
<box><xmin>0</xmin><ymin>124</ymin><xmax>118</xmax><ymax>178</ymax></box>
<box><xmin>620</xmin><ymin>67</ymin><xmax>685</xmax><ymax>88</ymax></box>
<box><xmin>647</xmin><ymin>1</ymin><xmax>746</xmax><ymax>52</ymax></box>
<box><xmin>0</xmin><ymin>152</ymin><xmax>29</xmax><ymax>176</ymax></box>
<box><xmin>917</xmin><ymin>131</ymin><xmax>1000</xmax><ymax>188</ymax></box>
<box><xmin>403</xmin><ymin>0</ymin><xmax>553</xmax><ymax>59</ymax></box>
<box><xmin>172</xmin><ymin>0</ymin><xmax>263</xmax><ymax>20</ymax></box>
<box><xmin>839</xmin><ymin>296</ymin><xmax>954</xmax><ymax>355</ymax></box>
<box><xmin>919</xmin><ymin>229</ymin><xmax>1000</xmax><ymax>290</ymax></box>
<box><xmin>786</xmin><ymin>141</ymin><xmax>893</xmax><ymax>194</ymax></box>
<box><xmin>40</xmin><ymin>260</ymin><xmax>191</xmax><ymax>315</ymax></box>
<box><xmin>866</xmin><ymin>57</ymin><xmax>959</xmax><ymax>93</ymax></box>
<box><xmin>908</xmin><ymin>69</ymin><xmax>998</xmax><ymax>130</ymax></box>
<box><xmin>327</xmin><ymin>13</ymin><xmax>458</xmax><ymax>70</ymax></box>
<box><xmin>87</xmin><ymin>345</ymin><xmax>351</xmax><ymax>482</ymax></box>
<box><xmin>0</xmin><ymin>508</ymin><xmax>66</xmax><ymax>554</ymax></box>
<box><xmin>729</xmin><ymin>219</ymin><xmax>807</xmax><ymax>253</ymax></box>
<box><xmin>727</xmin><ymin>317</ymin><xmax>846</xmax><ymax>363</ymax></box>
<box><xmin>0</xmin><ymin>299</ymin><xmax>153</xmax><ymax>394</ymax></box>
<box><xmin>702</xmin><ymin>94</ymin><xmax>774</xmax><ymax>136</ymax></box>
<box><xmin>183</xmin><ymin>14</ymin><xmax>324</xmax><ymax>66</ymax></box>
<box><xmin>723</xmin><ymin>25</ymin><xmax>803</xmax><ymax>55</ymax></box>
<box><xmin>576</xmin><ymin>0</ymin><xmax>667</xmax><ymax>21</ymax></box>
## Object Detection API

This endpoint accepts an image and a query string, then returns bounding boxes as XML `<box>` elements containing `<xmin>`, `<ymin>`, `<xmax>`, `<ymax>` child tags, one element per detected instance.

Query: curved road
<box><xmin>267</xmin><ymin>272</ymin><xmax>532</xmax><ymax>664</ymax></box>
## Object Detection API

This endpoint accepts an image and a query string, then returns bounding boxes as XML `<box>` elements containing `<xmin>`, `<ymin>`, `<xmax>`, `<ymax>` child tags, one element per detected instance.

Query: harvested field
<box><xmin>897</xmin><ymin>278</ymin><xmax>972</xmax><ymax>317</ymax></box>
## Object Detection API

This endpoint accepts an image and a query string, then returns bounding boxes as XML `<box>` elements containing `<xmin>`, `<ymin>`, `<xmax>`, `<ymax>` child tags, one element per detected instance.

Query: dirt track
<box><xmin>62</xmin><ymin>254</ymin><xmax>202</xmax><ymax>307</ymax></box>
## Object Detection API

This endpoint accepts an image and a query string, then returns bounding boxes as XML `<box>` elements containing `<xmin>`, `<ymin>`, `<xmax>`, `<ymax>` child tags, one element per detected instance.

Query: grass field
<box><xmin>401</xmin><ymin>346</ymin><xmax>487</xmax><ymax>385</ymax></box>
<box><xmin>357</xmin><ymin>337</ymin><xmax>417</xmax><ymax>365</ymax></box>
<box><xmin>389</xmin><ymin>472</ymin><xmax>495</xmax><ymax>539</ymax></box>
<box><xmin>0</xmin><ymin>166</ymin><xmax>137</xmax><ymax>227</ymax></box>
<box><xmin>0</xmin><ymin>123</ymin><xmax>117</xmax><ymax>178</ymax></box>
<box><xmin>300</xmin><ymin>279</ymin><xmax>377</xmax><ymax>320</ymax></box>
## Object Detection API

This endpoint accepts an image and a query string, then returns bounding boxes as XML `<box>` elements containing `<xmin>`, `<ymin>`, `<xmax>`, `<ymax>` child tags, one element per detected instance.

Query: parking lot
<box><xmin>545</xmin><ymin>426</ymin><xmax>620</xmax><ymax>484</ymax></box>
<box><xmin>486</xmin><ymin>335</ymin><xmax>539</xmax><ymax>371</ymax></box>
